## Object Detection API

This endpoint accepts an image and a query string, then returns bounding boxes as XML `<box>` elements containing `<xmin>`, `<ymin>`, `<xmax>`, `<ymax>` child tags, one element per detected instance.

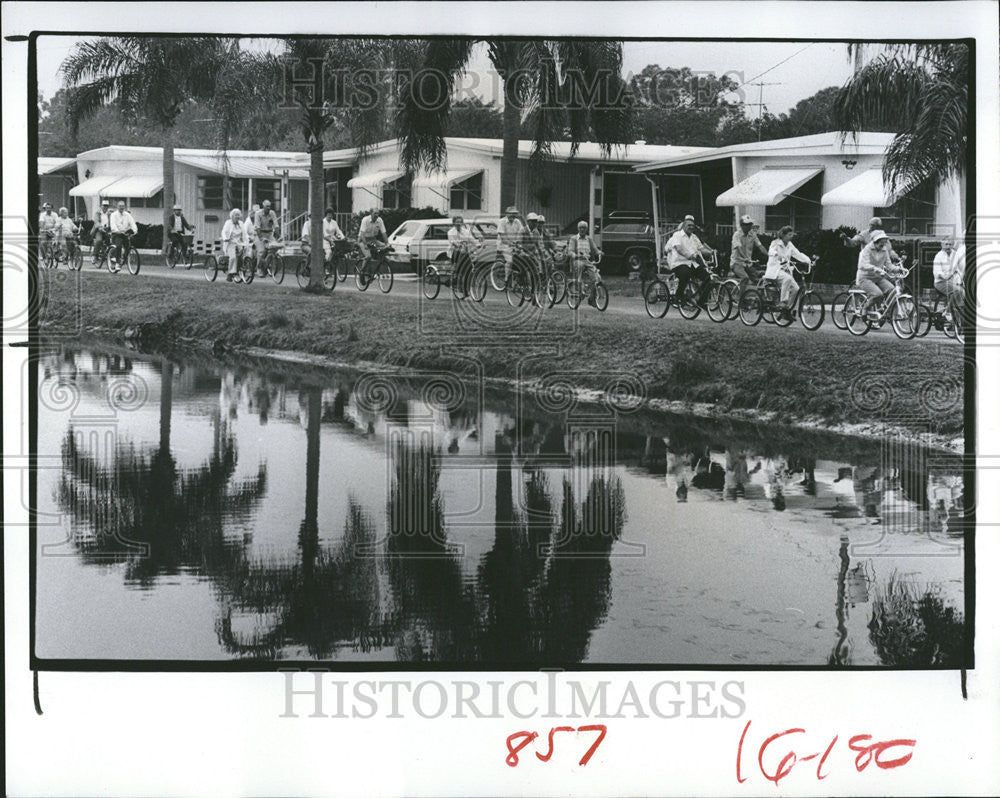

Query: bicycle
<box><xmin>39</xmin><ymin>230</ymin><xmax>57</xmax><ymax>270</ymax></box>
<box><xmin>90</xmin><ymin>229</ymin><xmax>111</xmax><ymax>270</ymax></box>
<box><xmin>562</xmin><ymin>251</ymin><xmax>608</xmax><ymax>312</ymax></box>
<box><xmin>248</xmin><ymin>238</ymin><xmax>285</xmax><ymax>284</ymax></box>
<box><xmin>295</xmin><ymin>244</ymin><xmax>337</xmax><ymax>290</ymax></box>
<box><xmin>355</xmin><ymin>241</ymin><xmax>393</xmax><ymax>293</ymax></box>
<box><xmin>165</xmin><ymin>229</ymin><xmax>195</xmax><ymax>270</ymax></box>
<box><xmin>108</xmin><ymin>231</ymin><xmax>140</xmax><ymax>275</ymax></box>
<box><xmin>738</xmin><ymin>256</ymin><xmax>825</xmax><ymax>331</ymax></box>
<box><xmin>642</xmin><ymin>251</ymin><xmax>728</xmax><ymax>321</ymax></box>
<box><xmin>840</xmin><ymin>261</ymin><xmax>919</xmax><ymax>339</ymax></box>
<box><xmin>204</xmin><ymin>244</ymin><xmax>254</xmax><ymax>284</ymax></box>
<box><xmin>334</xmin><ymin>239</ymin><xmax>362</xmax><ymax>283</ymax></box>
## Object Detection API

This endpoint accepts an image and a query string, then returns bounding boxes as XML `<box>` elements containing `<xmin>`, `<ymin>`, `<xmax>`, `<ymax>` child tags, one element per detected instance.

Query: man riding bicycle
<box><xmin>855</xmin><ymin>229</ymin><xmax>905</xmax><ymax>316</ymax></box>
<box><xmin>497</xmin><ymin>205</ymin><xmax>526</xmax><ymax>284</ymax></box>
<box><xmin>109</xmin><ymin>201</ymin><xmax>138</xmax><ymax>263</ymax></box>
<box><xmin>934</xmin><ymin>237</ymin><xmax>964</xmax><ymax>304</ymax></box>
<box><xmin>765</xmin><ymin>225</ymin><xmax>812</xmax><ymax>318</ymax></box>
<box><xmin>730</xmin><ymin>214</ymin><xmax>768</xmax><ymax>288</ymax></box>
<box><xmin>841</xmin><ymin>217</ymin><xmax>902</xmax><ymax>264</ymax></box>
<box><xmin>167</xmin><ymin>203</ymin><xmax>194</xmax><ymax>256</ymax></box>
<box><xmin>567</xmin><ymin>220</ymin><xmax>603</xmax><ymax>307</ymax></box>
<box><xmin>222</xmin><ymin>208</ymin><xmax>248</xmax><ymax>281</ymax></box>
<box><xmin>358</xmin><ymin>208</ymin><xmax>388</xmax><ymax>274</ymax></box>
<box><xmin>664</xmin><ymin>215</ymin><xmax>713</xmax><ymax>306</ymax></box>
<box><xmin>39</xmin><ymin>202</ymin><xmax>59</xmax><ymax>260</ymax></box>
<box><xmin>93</xmin><ymin>199</ymin><xmax>112</xmax><ymax>260</ymax></box>
<box><xmin>253</xmin><ymin>200</ymin><xmax>279</xmax><ymax>261</ymax></box>
<box><xmin>54</xmin><ymin>207</ymin><xmax>78</xmax><ymax>262</ymax></box>
<box><xmin>448</xmin><ymin>214</ymin><xmax>484</xmax><ymax>287</ymax></box>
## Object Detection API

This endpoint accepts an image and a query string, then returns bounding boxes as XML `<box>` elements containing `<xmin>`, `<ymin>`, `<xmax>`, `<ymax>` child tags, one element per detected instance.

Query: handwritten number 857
<box><xmin>505</xmin><ymin>725</ymin><xmax>607</xmax><ymax>767</ymax></box>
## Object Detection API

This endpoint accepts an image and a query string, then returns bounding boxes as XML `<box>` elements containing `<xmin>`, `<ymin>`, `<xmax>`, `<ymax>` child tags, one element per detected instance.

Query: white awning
<box><xmin>347</xmin><ymin>170</ymin><xmax>406</xmax><ymax>190</ymax></box>
<box><xmin>100</xmin><ymin>175</ymin><xmax>163</xmax><ymax>198</ymax></box>
<box><xmin>412</xmin><ymin>169</ymin><xmax>481</xmax><ymax>193</ymax></box>
<box><xmin>38</xmin><ymin>156</ymin><xmax>76</xmax><ymax>175</ymax></box>
<box><xmin>821</xmin><ymin>168</ymin><xmax>905</xmax><ymax>207</ymax></box>
<box><xmin>716</xmin><ymin>167</ymin><xmax>823</xmax><ymax>207</ymax></box>
<box><xmin>69</xmin><ymin>175</ymin><xmax>123</xmax><ymax>197</ymax></box>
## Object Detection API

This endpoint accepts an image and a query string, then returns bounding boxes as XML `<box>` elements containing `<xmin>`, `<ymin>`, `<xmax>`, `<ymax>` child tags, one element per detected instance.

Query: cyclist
<box><xmin>841</xmin><ymin>217</ymin><xmax>902</xmax><ymax>264</ymax></box>
<box><xmin>567</xmin><ymin>220</ymin><xmax>603</xmax><ymax>307</ymax></box>
<box><xmin>323</xmin><ymin>207</ymin><xmax>346</xmax><ymax>251</ymax></box>
<box><xmin>358</xmin><ymin>208</ymin><xmax>388</xmax><ymax>275</ymax></box>
<box><xmin>166</xmin><ymin>203</ymin><xmax>194</xmax><ymax>258</ymax></box>
<box><xmin>933</xmin><ymin>238</ymin><xmax>962</xmax><ymax>297</ymax></box>
<box><xmin>54</xmin><ymin>207</ymin><xmax>78</xmax><ymax>263</ymax></box>
<box><xmin>109</xmin><ymin>200</ymin><xmax>138</xmax><ymax>265</ymax></box>
<box><xmin>664</xmin><ymin>215</ymin><xmax>713</xmax><ymax>307</ymax></box>
<box><xmin>253</xmin><ymin>200</ymin><xmax>279</xmax><ymax>261</ymax></box>
<box><xmin>447</xmin><ymin>214</ymin><xmax>483</xmax><ymax>293</ymax></box>
<box><xmin>39</xmin><ymin>202</ymin><xmax>59</xmax><ymax>263</ymax></box>
<box><xmin>730</xmin><ymin>214</ymin><xmax>768</xmax><ymax>288</ymax></box>
<box><xmin>92</xmin><ymin>199</ymin><xmax>112</xmax><ymax>263</ymax></box>
<box><xmin>765</xmin><ymin>225</ymin><xmax>812</xmax><ymax>318</ymax></box>
<box><xmin>497</xmin><ymin>205</ymin><xmax>526</xmax><ymax>285</ymax></box>
<box><xmin>299</xmin><ymin>212</ymin><xmax>315</xmax><ymax>256</ymax></box>
<box><xmin>221</xmin><ymin>208</ymin><xmax>248</xmax><ymax>281</ymax></box>
<box><xmin>855</xmin><ymin>229</ymin><xmax>904</xmax><ymax>317</ymax></box>
<box><xmin>524</xmin><ymin>212</ymin><xmax>546</xmax><ymax>283</ymax></box>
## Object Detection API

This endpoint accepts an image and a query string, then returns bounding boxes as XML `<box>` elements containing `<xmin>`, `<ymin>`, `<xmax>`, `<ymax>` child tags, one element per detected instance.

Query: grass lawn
<box><xmin>39</xmin><ymin>270</ymin><xmax>965</xmax><ymax>438</ymax></box>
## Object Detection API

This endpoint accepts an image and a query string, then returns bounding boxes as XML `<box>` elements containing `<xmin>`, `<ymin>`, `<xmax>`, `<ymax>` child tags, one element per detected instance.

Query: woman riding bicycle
<box><xmin>221</xmin><ymin>208</ymin><xmax>248</xmax><ymax>281</ymax></box>
<box><xmin>54</xmin><ymin>207</ymin><xmax>78</xmax><ymax>262</ymax></box>
<box><xmin>567</xmin><ymin>221</ymin><xmax>603</xmax><ymax>305</ymax></box>
<box><xmin>765</xmin><ymin>225</ymin><xmax>812</xmax><ymax>317</ymax></box>
<box><xmin>856</xmin><ymin>229</ymin><xmax>904</xmax><ymax>316</ymax></box>
<box><xmin>447</xmin><ymin>214</ymin><xmax>483</xmax><ymax>291</ymax></box>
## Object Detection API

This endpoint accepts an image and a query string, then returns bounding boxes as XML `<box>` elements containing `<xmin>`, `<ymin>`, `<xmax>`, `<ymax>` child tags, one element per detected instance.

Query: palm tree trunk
<box><xmin>308</xmin><ymin>140</ymin><xmax>326</xmax><ymax>290</ymax></box>
<box><xmin>162</xmin><ymin>131</ymin><xmax>175</xmax><ymax>255</ymax></box>
<box><xmin>500</xmin><ymin>77</ymin><xmax>521</xmax><ymax>212</ymax></box>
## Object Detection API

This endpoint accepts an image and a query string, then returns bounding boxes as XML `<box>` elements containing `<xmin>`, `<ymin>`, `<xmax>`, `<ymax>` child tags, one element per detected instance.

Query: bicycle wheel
<box><xmin>92</xmin><ymin>246</ymin><xmax>105</xmax><ymax>269</ymax></box>
<box><xmin>422</xmin><ymin>267</ymin><xmax>441</xmax><ymax>300</ymax></box>
<box><xmin>204</xmin><ymin>255</ymin><xmax>219</xmax><ymax>282</ymax></box>
<box><xmin>565</xmin><ymin>278</ymin><xmax>584</xmax><ymax>309</ymax></box>
<box><xmin>127</xmin><ymin>249</ymin><xmax>140</xmax><ymax>275</ymax></box>
<box><xmin>377</xmin><ymin>260</ymin><xmax>393</xmax><ymax>293</ymax></box>
<box><xmin>643</xmin><ymin>279</ymin><xmax>671</xmax><ymax>319</ymax></box>
<box><xmin>166</xmin><ymin>245</ymin><xmax>177</xmax><ymax>269</ymax></box>
<box><xmin>706</xmin><ymin>282</ymin><xmax>729</xmax><ymax>323</ymax></box>
<box><xmin>184</xmin><ymin>247</ymin><xmax>194</xmax><ymax>270</ymax></box>
<box><xmin>239</xmin><ymin>255</ymin><xmax>255</xmax><ymax>284</ymax></box>
<box><xmin>273</xmin><ymin>254</ymin><xmax>286</xmax><ymax>285</ymax></box>
<box><xmin>843</xmin><ymin>293</ymin><xmax>871</xmax><ymax>336</ymax></box>
<box><xmin>678</xmin><ymin>281</ymin><xmax>702</xmax><ymax>320</ymax></box>
<box><xmin>469</xmin><ymin>263</ymin><xmax>488</xmax><ymax>303</ymax></box>
<box><xmin>593</xmin><ymin>282</ymin><xmax>609</xmax><ymax>312</ymax></box>
<box><xmin>829</xmin><ymin>290</ymin><xmax>850</xmax><ymax>330</ymax></box>
<box><xmin>70</xmin><ymin>247</ymin><xmax>83</xmax><ymax>271</ymax></box>
<box><xmin>355</xmin><ymin>265</ymin><xmax>371</xmax><ymax>291</ymax></box>
<box><xmin>738</xmin><ymin>289</ymin><xmax>763</xmax><ymax>326</ymax></box>
<box><xmin>490</xmin><ymin>260</ymin><xmax>507</xmax><ymax>291</ymax></box>
<box><xmin>451</xmin><ymin>262</ymin><xmax>468</xmax><ymax>300</ymax></box>
<box><xmin>890</xmin><ymin>295</ymin><xmax>918</xmax><ymax>340</ymax></box>
<box><xmin>336</xmin><ymin>253</ymin><xmax>352</xmax><ymax>282</ymax></box>
<box><xmin>549</xmin><ymin>271</ymin><xmax>567</xmax><ymax>305</ymax></box>
<box><xmin>914</xmin><ymin>304</ymin><xmax>932</xmax><ymax>338</ymax></box>
<box><xmin>107</xmin><ymin>247</ymin><xmax>121</xmax><ymax>274</ymax></box>
<box><xmin>798</xmin><ymin>289</ymin><xmax>825</xmax><ymax>331</ymax></box>
<box><xmin>296</xmin><ymin>258</ymin><xmax>310</xmax><ymax>288</ymax></box>
<box><xmin>323</xmin><ymin>261</ymin><xmax>336</xmax><ymax>291</ymax></box>
<box><xmin>505</xmin><ymin>271</ymin><xmax>528</xmax><ymax>308</ymax></box>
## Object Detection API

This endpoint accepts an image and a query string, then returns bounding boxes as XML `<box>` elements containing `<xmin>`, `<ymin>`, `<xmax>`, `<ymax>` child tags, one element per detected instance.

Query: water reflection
<box><xmin>38</xmin><ymin>344</ymin><xmax>966</xmax><ymax>666</ymax></box>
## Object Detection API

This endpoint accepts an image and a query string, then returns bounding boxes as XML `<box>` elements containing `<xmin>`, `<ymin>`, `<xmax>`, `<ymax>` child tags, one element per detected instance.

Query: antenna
<box><xmin>746</xmin><ymin>81</ymin><xmax>783</xmax><ymax>141</ymax></box>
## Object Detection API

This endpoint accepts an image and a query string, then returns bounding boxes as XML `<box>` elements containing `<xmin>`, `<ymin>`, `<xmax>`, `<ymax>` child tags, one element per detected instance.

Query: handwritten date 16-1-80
<box><xmin>736</xmin><ymin>720</ymin><xmax>916</xmax><ymax>786</ymax></box>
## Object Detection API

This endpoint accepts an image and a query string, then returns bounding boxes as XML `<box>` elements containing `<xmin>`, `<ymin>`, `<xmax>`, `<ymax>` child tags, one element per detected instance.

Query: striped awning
<box><xmin>69</xmin><ymin>175</ymin><xmax>123</xmax><ymax>197</ymax></box>
<box><xmin>821</xmin><ymin>169</ymin><xmax>907</xmax><ymax>207</ymax></box>
<box><xmin>716</xmin><ymin>167</ymin><xmax>822</xmax><ymax>207</ymax></box>
<box><xmin>100</xmin><ymin>175</ymin><xmax>163</xmax><ymax>198</ymax></box>
<box><xmin>347</xmin><ymin>170</ymin><xmax>406</xmax><ymax>190</ymax></box>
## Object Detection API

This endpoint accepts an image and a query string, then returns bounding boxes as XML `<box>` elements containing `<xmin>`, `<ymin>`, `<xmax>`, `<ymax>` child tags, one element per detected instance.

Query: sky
<box><xmin>36</xmin><ymin>35</ymin><xmax>855</xmax><ymax>116</ymax></box>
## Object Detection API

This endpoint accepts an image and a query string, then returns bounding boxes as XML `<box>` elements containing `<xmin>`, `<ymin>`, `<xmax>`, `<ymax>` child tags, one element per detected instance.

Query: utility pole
<box><xmin>746</xmin><ymin>81</ymin><xmax>782</xmax><ymax>141</ymax></box>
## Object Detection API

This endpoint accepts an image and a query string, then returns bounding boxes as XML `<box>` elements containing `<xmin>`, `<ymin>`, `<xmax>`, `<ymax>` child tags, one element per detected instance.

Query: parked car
<box><xmin>386</xmin><ymin>218</ymin><xmax>499</xmax><ymax>272</ymax></box>
<box><xmin>599</xmin><ymin>211</ymin><xmax>656</xmax><ymax>275</ymax></box>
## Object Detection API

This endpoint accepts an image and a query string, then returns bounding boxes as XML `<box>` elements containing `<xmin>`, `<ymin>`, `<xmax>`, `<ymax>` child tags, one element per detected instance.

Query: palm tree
<box><xmin>60</xmin><ymin>37</ymin><xmax>231</xmax><ymax>254</ymax></box>
<box><xmin>395</xmin><ymin>39</ymin><xmax>635</xmax><ymax>209</ymax></box>
<box><xmin>214</xmin><ymin>39</ymin><xmax>390</xmax><ymax>292</ymax></box>
<box><xmin>835</xmin><ymin>44</ymin><xmax>968</xmax><ymax>195</ymax></box>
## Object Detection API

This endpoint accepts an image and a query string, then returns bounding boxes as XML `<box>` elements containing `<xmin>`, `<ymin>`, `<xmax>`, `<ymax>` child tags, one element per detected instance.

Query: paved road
<box><xmin>69</xmin><ymin>257</ymin><xmax>959</xmax><ymax>346</ymax></box>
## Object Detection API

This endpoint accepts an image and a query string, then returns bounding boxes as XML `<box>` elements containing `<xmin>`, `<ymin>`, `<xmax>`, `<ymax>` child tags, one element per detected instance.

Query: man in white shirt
<box><xmin>39</xmin><ymin>202</ymin><xmax>59</xmax><ymax>260</ymax></box>
<box><xmin>664</xmin><ymin>215</ymin><xmax>713</xmax><ymax>306</ymax></box>
<box><xmin>765</xmin><ymin>225</ymin><xmax>812</xmax><ymax>313</ymax></box>
<box><xmin>54</xmin><ymin>207</ymin><xmax>78</xmax><ymax>259</ymax></box>
<box><xmin>358</xmin><ymin>208</ymin><xmax>387</xmax><ymax>273</ymax></box>
<box><xmin>93</xmin><ymin>199</ymin><xmax>112</xmax><ymax>258</ymax></box>
<box><xmin>933</xmin><ymin>238</ymin><xmax>961</xmax><ymax>296</ymax></box>
<box><xmin>497</xmin><ymin>205</ymin><xmax>526</xmax><ymax>284</ymax></box>
<box><xmin>448</xmin><ymin>214</ymin><xmax>483</xmax><ymax>293</ymax></box>
<box><xmin>109</xmin><ymin>201</ymin><xmax>138</xmax><ymax>263</ymax></box>
<box><xmin>253</xmin><ymin>200</ymin><xmax>279</xmax><ymax>260</ymax></box>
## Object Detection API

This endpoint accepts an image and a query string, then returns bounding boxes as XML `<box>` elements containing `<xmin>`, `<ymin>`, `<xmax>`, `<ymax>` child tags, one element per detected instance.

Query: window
<box><xmin>383</xmin><ymin>176</ymin><xmax>411</xmax><ymax>210</ymax></box>
<box><xmin>876</xmin><ymin>181</ymin><xmax>936</xmax><ymax>235</ymax></box>
<box><xmin>424</xmin><ymin>225</ymin><xmax>450</xmax><ymax>241</ymax></box>
<box><xmin>765</xmin><ymin>174</ymin><xmax>823</xmax><ymax>233</ymax></box>
<box><xmin>325</xmin><ymin>181</ymin><xmax>339</xmax><ymax>211</ymax></box>
<box><xmin>253</xmin><ymin>179</ymin><xmax>281</xmax><ymax>213</ymax></box>
<box><xmin>449</xmin><ymin>172</ymin><xmax>483</xmax><ymax>211</ymax></box>
<box><xmin>197</xmin><ymin>175</ymin><xmax>224</xmax><ymax>210</ymax></box>
<box><xmin>226</xmin><ymin>178</ymin><xmax>250</xmax><ymax>211</ymax></box>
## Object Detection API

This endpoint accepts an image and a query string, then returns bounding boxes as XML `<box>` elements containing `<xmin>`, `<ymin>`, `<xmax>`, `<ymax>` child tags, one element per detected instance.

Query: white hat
<box><xmin>526</xmin><ymin>212</ymin><xmax>539</xmax><ymax>221</ymax></box>
<box><xmin>537</xmin><ymin>215</ymin><xmax>546</xmax><ymax>223</ymax></box>
<box><xmin>683</xmin><ymin>214</ymin><xmax>695</xmax><ymax>222</ymax></box>
<box><xmin>870</xmin><ymin>229</ymin><xmax>888</xmax><ymax>243</ymax></box>
<box><xmin>740</xmin><ymin>215</ymin><xmax>755</xmax><ymax>225</ymax></box>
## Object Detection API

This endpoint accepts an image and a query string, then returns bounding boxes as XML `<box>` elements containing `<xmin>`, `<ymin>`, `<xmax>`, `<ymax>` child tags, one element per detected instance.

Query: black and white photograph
<box><xmin>4</xmin><ymin>2</ymin><xmax>998</xmax><ymax>796</ymax></box>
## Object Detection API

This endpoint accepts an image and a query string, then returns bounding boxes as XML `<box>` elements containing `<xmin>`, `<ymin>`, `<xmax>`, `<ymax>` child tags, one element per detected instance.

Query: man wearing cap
<box><xmin>497</xmin><ymin>206</ymin><xmax>526</xmax><ymax>284</ymax></box>
<box><xmin>730</xmin><ymin>215</ymin><xmax>768</xmax><ymax>288</ymax></box>
<box><xmin>856</xmin><ymin>229</ymin><xmax>904</xmax><ymax>314</ymax></box>
<box><xmin>665</xmin><ymin>215</ymin><xmax>714</xmax><ymax>307</ymax></box>
<box><xmin>39</xmin><ymin>202</ymin><xmax>59</xmax><ymax>262</ymax></box>
<box><xmin>842</xmin><ymin>217</ymin><xmax>901</xmax><ymax>264</ymax></box>
<box><xmin>93</xmin><ymin>200</ymin><xmax>112</xmax><ymax>263</ymax></box>
<box><xmin>253</xmin><ymin>200</ymin><xmax>280</xmax><ymax>261</ymax></box>
<box><xmin>167</xmin><ymin>204</ymin><xmax>194</xmax><ymax>258</ymax></box>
